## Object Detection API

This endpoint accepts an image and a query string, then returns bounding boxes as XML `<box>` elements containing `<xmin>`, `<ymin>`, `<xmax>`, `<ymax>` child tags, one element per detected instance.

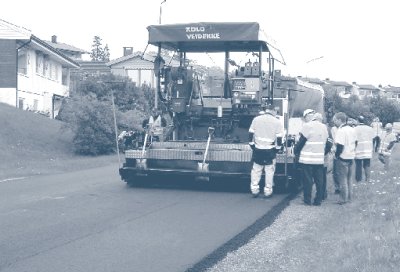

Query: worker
<box><xmin>371</xmin><ymin>117</ymin><xmax>382</xmax><ymax>152</ymax></box>
<box><xmin>248</xmin><ymin>104</ymin><xmax>283</xmax><ymax>198</ymax></box>
<box><xmin>332</xmin><ymin>112</ymin><xmax>357</xmax><ymax>205</ymax></box>
<box><xmin>142</xmin><ymin>109</ymin><xmax>167</xmax><ymax>142</ymax></box>
<box><xmin>354</xmin><ymin>115</ymin><xmax>375</xmax><ymax>182</ymax></box>
<box><xmin>378</xmin><ymin>123</ymin><xmax>397</xmax><ymax>171</ymax></box>
<box><xmin>330</xmin><ymin>121</ymin><xmax>340</xmax><ymax>194</ymax></box>
<box><xmin>313</xmin><ymin>112</ymin><xmax>333</xmax><ymax>201</ymax></box>
<box><xmin>294</xmin><ymin>109</ymin><xmax>329</xmax><ymax>206</ymax></box>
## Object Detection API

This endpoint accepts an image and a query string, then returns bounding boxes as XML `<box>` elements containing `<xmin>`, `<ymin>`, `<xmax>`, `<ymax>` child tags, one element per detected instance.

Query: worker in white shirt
<box><xmin>333</xmin><ymin>112</ymin><xmax>357</xmax><ymax>205</ymax></box>
<box><xmin>248</xmin><ymin>104</ymin><xmax>283</xmax><ymax>198</ymax></box>
<box><xmin>378</xmin><ymin>123</ymin><xmax>397</xmax><ymax>171</ymax></box>
<box><xmin>371</xmin><ymin>117</ymin><xmax>382</xmax><ymax>152</ymax></box>
<box><xmin>354</xmin><ymin>115</ymin><xmax>375</xmax><ymax>182</ymax></box>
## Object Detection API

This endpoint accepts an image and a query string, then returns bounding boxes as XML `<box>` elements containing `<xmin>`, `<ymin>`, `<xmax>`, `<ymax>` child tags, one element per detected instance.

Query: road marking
<box><xmin>0</xmin><ymin>177</ymin><xmax>27</xmax><ymax>183</ymax></box>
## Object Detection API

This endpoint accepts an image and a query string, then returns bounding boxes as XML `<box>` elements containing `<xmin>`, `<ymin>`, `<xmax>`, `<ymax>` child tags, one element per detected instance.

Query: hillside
<box><xmin>0</xmin><ymin>103</ymin><xmax>116</xmax><ymax>180</ymax></box>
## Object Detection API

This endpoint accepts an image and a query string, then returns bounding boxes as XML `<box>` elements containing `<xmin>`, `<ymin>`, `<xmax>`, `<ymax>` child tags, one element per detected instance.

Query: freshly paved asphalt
<box><xmin>0</xmin><ymin>164</ymin><xmax>289</xmax><ymax>272</ymax></box>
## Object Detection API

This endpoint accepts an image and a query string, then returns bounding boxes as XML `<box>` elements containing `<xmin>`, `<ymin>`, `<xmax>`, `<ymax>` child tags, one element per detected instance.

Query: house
<box><xmin>0</xmin><ymin>19</ymin><xmax>79</xmax><ymax>118</ymax></box>
<box><xmin>45</xmin><ymin>35</ymin><xmax>88</xmax><ymax>60</ymax></box>
<box><xmin>323</xmin><ymin>80</ymin><xmax>353</xmax><ymax>99</ymax></box>
<box><xmin>107</xmin><ymin>47</ymin><xmax>180</xmax><ymax>87</ymax></box>
<box><xmin>383</xmin><ymin>85</ymin><xmax>400</xmax><ymax>102</ymax></box>
<box><xmin>352</xmin><ymin>83</ymin><xmax>382</xmax><ymax>99</ymax></box>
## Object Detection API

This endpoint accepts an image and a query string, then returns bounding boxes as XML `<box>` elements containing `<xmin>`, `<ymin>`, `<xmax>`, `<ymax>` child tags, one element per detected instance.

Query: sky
<box><xmin>2</xmin><ymin>0</ymin><xmax>399</xmax><ymax>86</ymax></box>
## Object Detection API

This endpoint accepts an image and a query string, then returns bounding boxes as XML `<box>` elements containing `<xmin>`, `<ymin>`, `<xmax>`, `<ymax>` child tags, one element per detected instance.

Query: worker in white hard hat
<box><xmin>378</xmin><ymin>123</ymin><xmax>397</xmax><ymax>170</ymax></box>
<box><xmin>248</xmin><ymin>104</ymin><xmax>283</xmax><ymax>199</ymax></box>
<box><xmin>294</xmin><ymin>109</ymin><xmax>329</xmax><ymax>206</ymax></box>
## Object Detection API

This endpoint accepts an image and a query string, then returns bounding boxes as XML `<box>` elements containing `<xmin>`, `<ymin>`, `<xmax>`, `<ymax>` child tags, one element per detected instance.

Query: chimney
<box><xmin>51</xmin><ymin>35</ymin><xmax>57</xmax><ymax>43</ymax></box>
<box><xmin>123</xmin><ymin>47</ymin><xmax>133</xmax><ymax>56</ymax></box>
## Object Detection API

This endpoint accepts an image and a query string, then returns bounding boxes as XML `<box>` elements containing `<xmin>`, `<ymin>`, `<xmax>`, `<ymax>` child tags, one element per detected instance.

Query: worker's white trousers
<box><xmin>250</xmin><ymin>160</ymin><xmax>275</xmax><ymax>196</ymax></box>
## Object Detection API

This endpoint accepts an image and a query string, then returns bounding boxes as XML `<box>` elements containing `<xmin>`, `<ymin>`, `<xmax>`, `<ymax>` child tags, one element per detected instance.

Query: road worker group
<box><xmin>249</xmin><ymin>105</ymin><xmax>397</xmax><ymax>205</ymax></box>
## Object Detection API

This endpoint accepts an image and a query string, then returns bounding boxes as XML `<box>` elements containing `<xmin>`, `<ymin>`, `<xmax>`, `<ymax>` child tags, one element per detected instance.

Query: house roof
<box><xmin>383</xmin><ymin>86</ymin><xmax>400</xmax><ymax>93</ymax></box>
<box><xmin>0</xmin><ymin>19</ymin><xmax>79</xmax><ymax>68</ymax></box>
<box><xmin>107</xmin><ymin>51</ymin><xmax>181</xmax><ymax>67</ymax></box>
<box><xmin>44</xmin><ymin>40</ymin><xmax>88</xmax><ymax>54</ymax></box>
<box><xmin>30</xmin><ymin>35</ymin><xmax>80</xmax><ymax>68</ymax></box>
<box><xmin>76</xmin><ymin>60</ymin><xmax>111</xmax><ymax>72</ymax></box>
<box><xmin>356</xmin><ymin>84</ymin><xmax>380</xmax><ymax>90</ymax></box>
<box><xmin>107</xmin><ymin>52</ymin><xmax>149</xmax><ymax>66</ymax></box>
<box><xmin>0</xmin><ymin>18</ymin><xmax>31</xmax><ymax>40</ymax></box>
<box><xmin>324</xmin><ymin>80</ymin><xmax>352</xmax><ymax>87</ymax></box>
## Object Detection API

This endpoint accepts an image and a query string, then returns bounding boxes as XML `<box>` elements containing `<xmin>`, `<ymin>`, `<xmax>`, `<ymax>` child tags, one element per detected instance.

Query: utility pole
<box><xmin>155</xmin><ymin>0</ymin><xmax>167</xmax><ymax>110</ymax></box>
<box><xmin>159</xmin><ymin>0</ymin><xmax>166</xmax><ymax>24</ymax></box>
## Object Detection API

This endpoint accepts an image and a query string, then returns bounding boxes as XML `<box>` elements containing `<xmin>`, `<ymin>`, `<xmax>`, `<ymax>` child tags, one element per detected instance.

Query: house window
<box><xmin>62</xmin><ymin>68</ymin><xmax>68</xmax><ymax>85</ymax></box>
<box><xmin>18</xmin><ymin>51</ymin><xmax>28</xmax><ymax>75</ymax></box>
<box><xmin>43</xmin><ymin>56</ymin><xmax>49</xmax><ymax>77</ymax></box>
<box><xmin>359</xmin><ymin>90</ymin><xmax>365</xmax><ymax>95</ymax></box>
<box><xmin>54</xmin><ymin>65</ymin><xmax>58</xmax><ymax>81</ymax></box>
<box><xmin>36</xmin><ymin>53</ymin><xmax>43</xmax><ymax>74</ymax></box>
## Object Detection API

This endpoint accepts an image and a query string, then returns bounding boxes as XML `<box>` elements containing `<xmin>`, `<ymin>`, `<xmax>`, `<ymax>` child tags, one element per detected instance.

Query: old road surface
<box><xmin>0</xmin><ymin>163</ymin><xmax>292</xmax><ymax>272</ymax></box>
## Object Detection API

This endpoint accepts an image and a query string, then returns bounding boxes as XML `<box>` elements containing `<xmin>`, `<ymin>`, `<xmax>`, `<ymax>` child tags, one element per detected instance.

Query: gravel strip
<box><xmin>206</xmin><ymin>194</ymin><xmax>326</xmax><ymax>272</ymax></box>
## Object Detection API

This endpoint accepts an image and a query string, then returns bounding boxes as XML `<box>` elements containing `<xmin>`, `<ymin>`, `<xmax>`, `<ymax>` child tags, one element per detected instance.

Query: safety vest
<box><xmin>149</xmin><ymin>115</ymin><xmax>163</xmax><ymax>135</ymax></box>
<box><xmin>299</xmin><ymin>120</ymin><xmax>328</xmax><ymax>164</ymax></box>
<box><xmin>249</xmin><ymin>113</ymin><xmax>282</xmax><ymax>149</ymax></box>
<box><xmin>355</xmin><ymin>124</ymin><xmax>374</xmax><ymax>159</ymax></box>
<box><xmin>379</xmin><ymin>131</ymin><xmax>397</xmax><ymax>155</ymax></box>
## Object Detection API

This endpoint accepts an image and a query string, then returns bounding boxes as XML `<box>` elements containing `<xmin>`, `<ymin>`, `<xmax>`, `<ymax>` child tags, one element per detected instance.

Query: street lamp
<box><xmin>159</xmin><ymin>0</ymin><xmax>166</xmax><ymax>24</ymax></box>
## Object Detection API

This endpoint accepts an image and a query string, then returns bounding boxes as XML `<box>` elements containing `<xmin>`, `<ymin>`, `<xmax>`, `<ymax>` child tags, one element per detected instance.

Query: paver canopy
<box><xmin>148</xmin><ymin>22</ymin><xmax>272</xmax><ymax>53</ymax></box>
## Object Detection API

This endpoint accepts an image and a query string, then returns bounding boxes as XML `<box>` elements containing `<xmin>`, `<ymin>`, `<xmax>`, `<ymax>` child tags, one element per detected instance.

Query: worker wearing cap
<box><xmin>294</xmin><ymin>109</ymin><xmax>329</xmax><ymax>206</ymax></box>
<box><xmin>248</xmin><ymin>104</ymin><xmax>283</xmax><ymax>198</ymax></box>
<box><xmin>332</xmin><ymin>112</ymin><xmax>357</xmax><ymax>204</ymax></box>
<box><xmin>354</xmin><ymin>115</ymin><xmax>375</xmax><ymax>182</ymax></box>
<box><xmin>378</xmin><ymin>123</ymin><xmax>397</xmax><ymax>170</ymax></box>
<box><xmin>371</xmin><ymin>117</ymin><xmax>382</xmax><ymax>152</ymax></box>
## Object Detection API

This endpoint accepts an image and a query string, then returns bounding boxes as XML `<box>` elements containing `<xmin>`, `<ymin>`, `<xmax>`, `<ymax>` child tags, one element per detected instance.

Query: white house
<box><xmin>107</xmin><ymin>48</ymin><xmax>180</xmax><ymax>87</ymax></box>
<box><xmin>0</xmin><ymin>19</ymin><xmax>79</xmax><ymax>118</ymax></box>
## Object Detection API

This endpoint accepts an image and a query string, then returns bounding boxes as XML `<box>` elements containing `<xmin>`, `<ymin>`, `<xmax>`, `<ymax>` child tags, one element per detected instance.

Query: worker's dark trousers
<box><xmin>373</xmin><ymin>136</ymin><xmax>380</xmax><ymax>152</ymax></box>
<box><xmin>301</xmin><ymin>164</ymin><xmax>324</xmax><ymax>204</ymax></box>
<box><xmin>355</xmin><ymin>158</ymin><xmax>371</xmax><ymax>182</ymax></box>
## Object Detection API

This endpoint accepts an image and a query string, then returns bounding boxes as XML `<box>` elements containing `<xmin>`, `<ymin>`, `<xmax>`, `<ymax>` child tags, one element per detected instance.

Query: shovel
<box><xmin>197</xmin><ymin>127</ymin><xmax>215</xmax><ymax>173</ymax></box>
<box><xmin>137</xmin><ymin>128</ymin><xmax>150</xmax><ymax>169</ymax></box>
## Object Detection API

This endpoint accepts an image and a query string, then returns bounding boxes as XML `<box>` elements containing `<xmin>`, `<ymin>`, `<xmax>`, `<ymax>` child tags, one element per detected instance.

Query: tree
<box><xmin>103</xmin><ymin>44</ymin><xmax>110</xmax><ymax>62</ymax></box>
<box><xmin>90</xmin><ymin>36</ymin><xmax>110</xmax><ymax>61</ymax></box>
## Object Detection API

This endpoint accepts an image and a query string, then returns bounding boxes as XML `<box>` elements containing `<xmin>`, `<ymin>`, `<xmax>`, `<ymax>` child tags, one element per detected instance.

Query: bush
<box><xmin>71</xmin><ymin>96</ymin><xmax>116</xmax><ymax>155</ymax></box>
<box><xmin>58</xmin><ymin>74</ymin><xmax>156</xmax><ymax>155</ymax></box>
